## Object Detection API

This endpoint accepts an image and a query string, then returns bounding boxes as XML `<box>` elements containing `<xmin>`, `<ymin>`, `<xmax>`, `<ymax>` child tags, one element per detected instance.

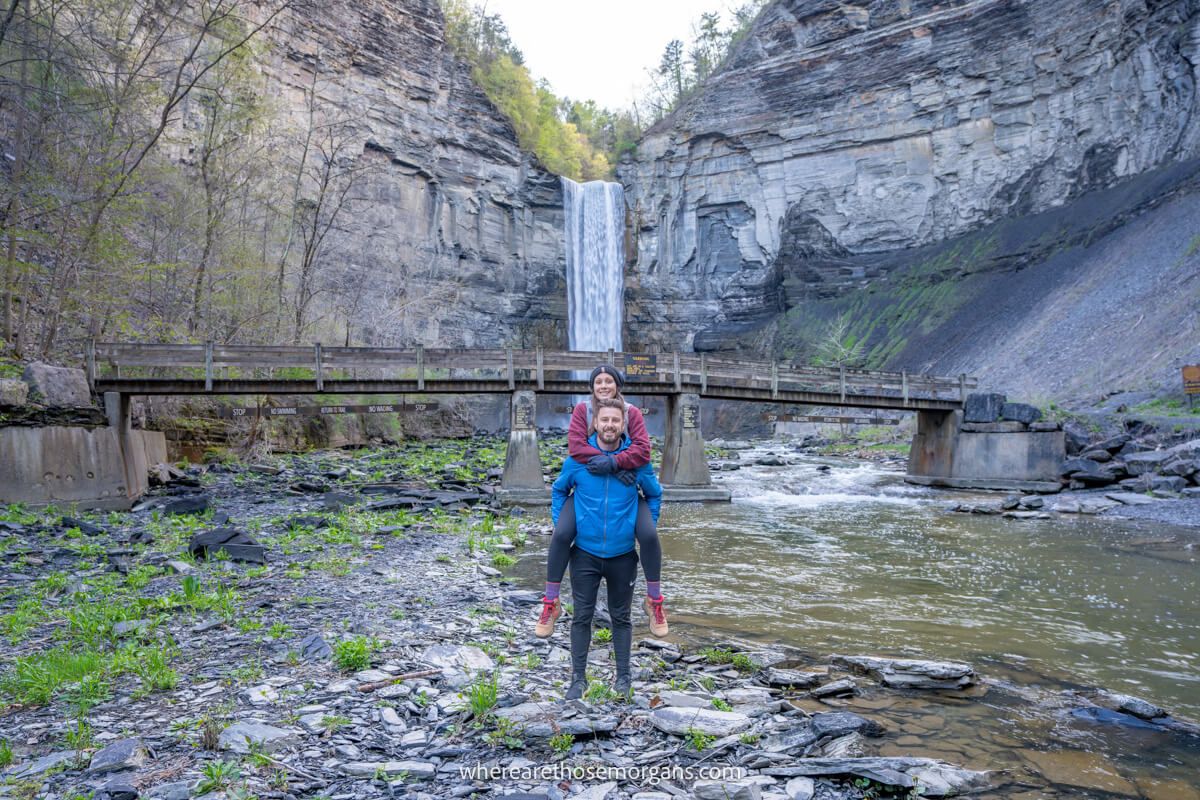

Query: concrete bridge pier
<box><xmin>660</xmin><ymin>393</ymin><xmax>731</xmax><ymax>501</ymax></box>
<box><xmin>499</xmin><ymin>390</ymin><xmax>547</xmax><ymax>502</ymax></box>
<box><xmin>906</xmin><ymin>408</ymin><xmax>1065</xmax><ymax>491</ymax></box>
<box><xmin>105</xmin><ymin>391</ymin><xmax>150</xmax><ymax>503</ymax></box>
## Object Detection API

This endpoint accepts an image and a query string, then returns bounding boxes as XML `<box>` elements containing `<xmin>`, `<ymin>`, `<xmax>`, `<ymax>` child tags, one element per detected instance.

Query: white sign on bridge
<box><xmin>764</xmin><ymin>414</ymin><xmax>901</xmax><ymax>425</ymax></box>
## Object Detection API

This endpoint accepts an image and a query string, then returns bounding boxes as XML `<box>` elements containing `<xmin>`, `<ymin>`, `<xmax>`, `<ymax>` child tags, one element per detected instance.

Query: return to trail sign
<box><xmin>216</xmin><ymin>401</ymin><xmax>439</xmax><ymax>419</ymax></box>
<box><xmin>1183</xmin><ymin>365</ymin><xmax>1200</xmax><ymax>394</ymax></box>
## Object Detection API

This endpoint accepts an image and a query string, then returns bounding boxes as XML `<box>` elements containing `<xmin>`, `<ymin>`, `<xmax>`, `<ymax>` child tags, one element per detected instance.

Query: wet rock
<box><xmin>650</xmin><ymin>706</ymin><xmax>752</xmax><ymax>737</ymax></box>
<box><xmin>1018</xmin><ymin>495</ymin><xmax>1044</xmax><ymax>509</ymax></box>
<box><xmin>693</xmin><ymin>779</ymin><xmax>761</xmax><ymax>800</ymax></box>
<box><xmin>810</xmin><ymin>678</ymin><xmax>857</xmax><ymax>698</ymax></box>
<box><xmin>1053</xmin><ymin>496</ymin><xmax>1119</xmax><ymax>513</ymax></box>
<box><xmin>764</xmin><ymin>668</ymin><xmax>824</xmax><ymax>688</ymax></box>
<box><xmin>1095</xmin><ymin>691</ymin><xmax>1165</xmax><ymax>720</ymax></box>
<box><xmin>1003</xmin><ymin>510</ymin><xmax>1052</xmax><ymax>520</ymax></box>
<box><xmin>187</xmin><ymin>527</ymin><xmax>266</xmax><ymax>564</ymax></box>
<box><xmin>88</xmin><ymin>738</ymin><xmax>150</xmax><ymax>773</ymax></box>
<box><xmin>756</xmin><ymin>456</ymin><xmax>788</xmax><ymax>466</ymax></box>
<box><xmin>1019</xmin><ymin>748</ymin><xmax>1137</xmax><ymax>795</ymax></box>
<box><xmin>1000</xmin><ymin>495</ymin><xmax>1020</xmax><ymax>510</ymax></box>
<box><xmin>832</xmin><ymin>655</ymin><xmax>976</xmax><ymax>689</ymax></box>
<box><xmin>1069</xmin><ymin>706</ymin><xmax>1164</xmax><ymax>730</ymax></box>
<box><xmin>218</xmin><ymin>721</ymin><xmax>297</xmax><ymax>753</ymax></box>
<box><xmin>816</xmin><ymin>732</ymin><xmax>870</xmax><ymax>758</ymax></box>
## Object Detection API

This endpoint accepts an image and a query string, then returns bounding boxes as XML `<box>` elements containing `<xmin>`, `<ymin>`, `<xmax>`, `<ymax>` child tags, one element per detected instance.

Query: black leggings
<box><xmin>570</xmin><ymin>547</ymin><xmax>637</xmax><ymax>680</ymax></box>
<box><xmin>548</xmin><ymin>495</ymin><xmax>660</xmax><ymax>583</ymax></box>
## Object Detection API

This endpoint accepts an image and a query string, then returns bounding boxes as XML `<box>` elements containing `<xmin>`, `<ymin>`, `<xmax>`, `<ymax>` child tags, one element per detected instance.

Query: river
<box><xmin>512</xmin><ymin>443</ymin><xmax>1200</xmax><ymax>798</ymax></box>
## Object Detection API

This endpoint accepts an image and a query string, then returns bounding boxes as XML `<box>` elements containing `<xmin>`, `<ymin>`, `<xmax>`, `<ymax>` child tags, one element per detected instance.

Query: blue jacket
<box><xmin>551</xmin><ymin>433</ymin><xmax>663</xmax><ymax>559</ymax></box>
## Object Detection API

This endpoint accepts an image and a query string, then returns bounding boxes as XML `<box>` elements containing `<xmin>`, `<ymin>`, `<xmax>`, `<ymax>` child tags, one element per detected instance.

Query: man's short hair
<box><xmin>594</xmin><ymin>397</ymin><xmax>626</xmax><ymax>417</ymax></box>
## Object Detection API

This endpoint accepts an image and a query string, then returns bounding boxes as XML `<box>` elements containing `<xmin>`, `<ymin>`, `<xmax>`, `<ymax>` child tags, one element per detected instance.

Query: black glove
<box><xmin>615</xmin><ymin>470</ymin><xmax>638</xmax><ymax>487</ymax></box>
<box><xmin>585</xmin><ymin>454</ymin><xmax>617</xmax><ymax>475</ymax></box>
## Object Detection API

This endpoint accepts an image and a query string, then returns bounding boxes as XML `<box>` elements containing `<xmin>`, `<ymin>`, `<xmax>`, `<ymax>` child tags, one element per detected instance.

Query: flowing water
<box><xmin>513</xmin><ymin>443</ymin><xmax>1200</xmax><ymax>798</ymax></box>
<box><xmin>561</xmin><ymin>177</ymin><xmax>624</xmax><ymax>353</ymax></box>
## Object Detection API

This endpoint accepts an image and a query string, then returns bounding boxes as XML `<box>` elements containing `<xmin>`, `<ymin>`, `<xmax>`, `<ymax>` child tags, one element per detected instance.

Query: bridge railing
<box><xmin>88</xmin><ymin>342</ymin><xmax>977</xmax><ymax>402</ymax></box>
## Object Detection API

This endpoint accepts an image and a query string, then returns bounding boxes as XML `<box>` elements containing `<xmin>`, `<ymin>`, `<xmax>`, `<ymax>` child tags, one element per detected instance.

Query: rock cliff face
<box><xmin>253</xmin><ymin>0</ymin><xmax>566</xmax><ymax>348</ymax></box>
<box><xmin>619</xmin><ymin>0</ymin><xmax>1200</xmax><ymax>357</ymax></box>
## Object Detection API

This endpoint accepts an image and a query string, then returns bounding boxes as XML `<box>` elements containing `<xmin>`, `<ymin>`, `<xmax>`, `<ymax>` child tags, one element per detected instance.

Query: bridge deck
<box><xmin>88</xmin><ymin>343</ymin><xmax>977</xmax><ymax>412</ymax></box>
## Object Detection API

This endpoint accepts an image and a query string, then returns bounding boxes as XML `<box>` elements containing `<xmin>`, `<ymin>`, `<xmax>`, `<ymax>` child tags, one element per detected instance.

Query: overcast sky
<box><xmin>480</xmin><ymin>0</ymin><xmax>735</xmax><ymax>111</ymax></box>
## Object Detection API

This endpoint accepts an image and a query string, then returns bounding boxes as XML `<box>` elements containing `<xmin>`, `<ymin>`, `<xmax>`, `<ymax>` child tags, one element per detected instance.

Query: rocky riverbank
<box><xmin>2</xmin><ymin>439</ymin><xmax>1198</xmax><ymax>800</ymax></box>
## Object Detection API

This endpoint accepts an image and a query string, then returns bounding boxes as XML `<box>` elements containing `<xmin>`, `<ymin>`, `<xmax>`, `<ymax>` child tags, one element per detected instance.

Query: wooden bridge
<box><xmin>88</xmin><ymin>342</ymin><xmax>979</xmax><ymax>499</ymax></box>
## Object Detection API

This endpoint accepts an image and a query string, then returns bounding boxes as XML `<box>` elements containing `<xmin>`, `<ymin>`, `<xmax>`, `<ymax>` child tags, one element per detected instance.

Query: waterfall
<box><xmin>562</xmin><ymin>177</ymin><xmax>625</xmax><ymax>353</ymax></box>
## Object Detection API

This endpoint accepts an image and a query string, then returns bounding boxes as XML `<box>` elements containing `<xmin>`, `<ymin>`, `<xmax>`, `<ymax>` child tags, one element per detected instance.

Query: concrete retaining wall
<box><xmin>0</xmin><ymin>426</ymin><xmax>165</xmax><ymax>509</ymax></box>
<box><xmin>907</xmin><ymin>410</ymin><xmax>1066</xmax><ymax>492</ymax></box>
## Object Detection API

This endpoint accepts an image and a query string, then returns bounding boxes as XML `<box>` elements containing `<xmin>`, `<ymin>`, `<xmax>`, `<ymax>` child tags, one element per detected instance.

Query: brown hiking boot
<box><xmin>534</xmin><ymin>597</ymin><xmax>561</xmax><ymax>638</ymax></box>
<box><xmin>643</xmin><ymin>595</ymin><xmax>669</xmax><ymax>638</ymax></box>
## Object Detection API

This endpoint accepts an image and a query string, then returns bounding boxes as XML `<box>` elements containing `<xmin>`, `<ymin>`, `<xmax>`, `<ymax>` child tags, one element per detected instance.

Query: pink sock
<box><xmin>544</xmin><ymin>582</ymin><xmax>560</xmax><ymax>602</ymax></box>
<box><xmin>646</xmin><ymin>582</ymin><xmax>662</xmax><ymax>600</ymax></box>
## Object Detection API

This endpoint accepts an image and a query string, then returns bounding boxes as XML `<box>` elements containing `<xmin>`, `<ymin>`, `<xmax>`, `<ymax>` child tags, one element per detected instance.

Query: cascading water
<box><xmin>561</xmin><ymin>177</ymin><xmax>625</xmax><ymax>353</ymax></box>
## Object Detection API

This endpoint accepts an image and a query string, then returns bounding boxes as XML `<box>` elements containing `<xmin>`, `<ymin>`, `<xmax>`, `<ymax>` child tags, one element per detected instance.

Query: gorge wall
<box><xmin>233</xmin><ymin>0</ymin><xmax>567</xmax><ymax>349</ymax></box>
<box><xmin>618</xmin><ymin>0</ymin><xmax>1200</xmax><ymax>401</ymax></box>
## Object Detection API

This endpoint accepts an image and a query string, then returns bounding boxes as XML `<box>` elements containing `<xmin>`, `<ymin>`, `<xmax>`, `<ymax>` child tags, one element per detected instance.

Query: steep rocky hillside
<box><xmin>618</xmin><ymin>0</ymin><xmax>1200</xmax><ymax>402</ymax></box>
<box><xmin>247</xmin><ymin>0</ymin><xmax>567</xmax><ymax>347</ymax></box>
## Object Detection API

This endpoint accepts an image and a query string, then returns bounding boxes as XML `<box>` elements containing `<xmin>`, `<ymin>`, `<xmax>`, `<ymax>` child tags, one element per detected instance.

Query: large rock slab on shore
<box><xmin>762</xmin><ymin>712</ymin><xmax>885</xmax><ymax>754</ymax></box>
<box><xmin>22</xmin><ymin>362</ymin><xmax>91</xmax><ymax>408</ymax></box>
<box><xmin>650</xmin><ymin>706</ymin><xmax>752</xmax><ymax>737</ymax></box>
<box><xmin>832</xmin><ymin>655</ymin><xmax>976</xmax><ymax>689</ymax></box>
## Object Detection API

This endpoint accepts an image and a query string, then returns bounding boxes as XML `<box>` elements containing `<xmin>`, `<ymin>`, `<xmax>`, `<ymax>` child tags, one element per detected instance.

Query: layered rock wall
<box><xmin>619</xmin><ymin>0</ymin><xmax>1200</xmax><ymax>351</ymax></box>
<box><xmin>216</xmin><ymin>0</ymin><xmax>567</xmax><ymax>348</ymax></box>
